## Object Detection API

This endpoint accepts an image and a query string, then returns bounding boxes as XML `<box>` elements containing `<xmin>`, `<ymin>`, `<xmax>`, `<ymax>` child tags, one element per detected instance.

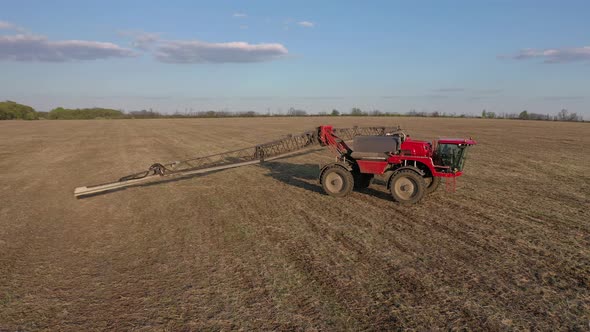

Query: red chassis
<box><xmin>317</xmin><ymin>125</ymin><xmax>476</xmax><ymax>204</ymax></box>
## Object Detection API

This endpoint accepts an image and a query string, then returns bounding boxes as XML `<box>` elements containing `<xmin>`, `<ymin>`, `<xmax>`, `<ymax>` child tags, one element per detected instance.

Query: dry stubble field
<box><xmin>0</xmin><ymin>117</ymin><xmax>588</xmax><ymax>330</ymax></box>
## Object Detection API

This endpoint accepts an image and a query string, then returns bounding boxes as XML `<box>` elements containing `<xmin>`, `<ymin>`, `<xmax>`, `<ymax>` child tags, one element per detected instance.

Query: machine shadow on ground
<box><xmin>260</xmin><ymin>161</ymin><xmax>323</xmax><ymax>194</ymax></box>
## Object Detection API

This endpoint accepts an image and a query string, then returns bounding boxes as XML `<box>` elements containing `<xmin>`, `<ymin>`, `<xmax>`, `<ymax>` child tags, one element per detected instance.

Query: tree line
<box><xmin>0</xmin><ymin>100</ymin><xmax>585</xmax><ymax>122</ymax></box>
<box><xmin>0</xmin><ymin>101</ymin><xmax>39</xmax><ymax>120</ymax></box>
<box><xmin>481</xmin><ymin>109</ymin><xmax>583</xmax><ymax>122</ymax></box>
<box><xmin>46</xmin><ymin>107</ymin><xmax>125</xmax><ymax>120</ymax></box>
<box><xmin>121</xmin><ymin>107</ymin><xmax>586</xmax><ymax>122</ymax></box>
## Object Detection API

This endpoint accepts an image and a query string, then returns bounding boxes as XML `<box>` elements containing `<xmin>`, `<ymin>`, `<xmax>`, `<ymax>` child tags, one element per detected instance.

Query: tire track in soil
<box><xmin>260</xmin><ymin>177</ymin><xmax>586</xmax><ymax>329</ymax></box>
<box><xmin>342</xmin><ymin>195</ymin><xmax>512</xmax><ymax>326</ymax></box>
<box><xmin>388</xmin><ymin>195</ymin><xmax>589</xmax><ymax>328</ymax></box>
<box><xmin>228</xmin><ymin>175</ymin><xmax>445</xmax><ymax>328</ymax></box>
<box><xmin>0</xmin><ymin>121</ymin><xmax>128</xmax><ymax>330</ymax></box>
<box><xmin>218</xmin><ymin>171</ymin><xmax>389</xmax><ymax>329</ymax></box>
<box><xmin>436</xmin><ymin>194</ymin><xmax>590</xmax><ymax>289</ymax></box>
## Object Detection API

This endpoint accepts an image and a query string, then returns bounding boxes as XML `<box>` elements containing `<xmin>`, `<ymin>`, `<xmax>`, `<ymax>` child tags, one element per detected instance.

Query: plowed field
<box><xmin>1</xmin><ymin>118</ymin><xmax>588</xmax><ymax>330</ymax></box>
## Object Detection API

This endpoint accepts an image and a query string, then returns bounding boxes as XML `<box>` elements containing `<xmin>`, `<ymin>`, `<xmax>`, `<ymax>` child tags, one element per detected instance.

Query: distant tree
<box><xmin>219</xmin><ymin>111</ymin><xmax>234</xmax><ymax>117</ymax></box>
<box><xmin>0</xmin><ymin>101</ymin><xmax>38</xmax><ymax>120</ymax></box>
<box><xmin>350</xmin><ymin>107</ymin><xmax>365</xmax><ymax>116</ymax></box>
<box><xmin>556</xmin><ymin>108</ymin><xmax>580</xmax><ymax>121</ymax></box>
<box><xmin>504</xmin><ymin>112</ymin><xmax>518</xmax><ymax>119</ymax></box>
<box><xmin>519</xmin><ymin>110</ymin><xmax>529</xmax><ymax>120</ymax></box>
<box><xmin>128</xmin><ymin>109</ymin><xmax>162</xmax><ymax>118</ymax></box>
<box><xmin>331</xmin><ymin>109</ymin><xmax>340</xmax><ymax>116</ymax></box>
<box><xmin>481</xmin><ymin>110</ymin><xmax>487</xmax><ymax>118</ymax></box>
<box><xmin>286</xmin><ymin>107</ymin><xmax>307</xmax><ymax>116</ymax></box>
<box><xmin>406</xmin><ymin>110</ymin><xmax>427</xmax><ymax>117</ymax></box>
<box><xmin>527</xmin><ymin>112</ymin><xmax>548</xmax><ymax>121</ymax></box>
<box><xmin>486</xmin><ymin>111</ymin><xmax>496</xmax><ymax>119</ymax></box>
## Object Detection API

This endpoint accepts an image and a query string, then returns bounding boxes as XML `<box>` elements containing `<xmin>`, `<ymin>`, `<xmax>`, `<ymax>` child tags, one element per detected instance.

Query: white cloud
<box><xmin>297</xmin><ymin>21</ymin><xmax>314</xmax><ymax>28</ymax></box>
<box><xmin>233</xmin><ymin>13</ymin><xmax>247</xmax><ymax>18</ymax></box>
<box><xmin>154</xmin><ymin>40</ymin><xmax>288</xmax><ymax>63</ymax></box>
<box><xmin>0</xmin><ymin>34</ymin><xmax>136</xmax><ymax>62</ymax></box>
<box><xmin>133</xmin><ymin>33</ymin><xmax>159</xmax><ymax>50</ymax></box>
<box><xmin>0</xmin><ymin>20</ymin><xmax>26</xmax><ymax>33</ymax></box>
<box><xmin>0</xmin><ymin>20</ymin><xmax>15</xmax><ymax>29</ymax></box>
<box><xmin>119</xmin><ymin>30</ymin><xmax>160</xmax><ymax>50</ymax></box>
<box><xmin>2</xmin><ymin>22</ymin><xmax>290</xmax><ymax>65</ymax></box>
<box><xmin>502</xmin><ymin>46</ymin><xmax>590</xmax><ymax>63</ymax></box>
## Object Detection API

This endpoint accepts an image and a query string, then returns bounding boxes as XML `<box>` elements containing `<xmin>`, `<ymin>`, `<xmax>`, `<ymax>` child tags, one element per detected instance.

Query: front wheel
<box><xmin>424</xmin><ymin>176</ymin><xmax>441</xmax><ymax>194</ymax></box>
<box><xmin>389</xmin><ymin>170</ymin><xmax>426</xmax><ymax>204</ymax></box>
<box><xmin>321</xmin><ymin>166</ymin><xmax>354</xmax><ymax>197</ymax></box>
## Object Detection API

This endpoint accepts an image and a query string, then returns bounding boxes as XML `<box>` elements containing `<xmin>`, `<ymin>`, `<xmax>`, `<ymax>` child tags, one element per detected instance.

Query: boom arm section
<box><xmin>318</xmin><ymin>125</ymin><xmax>352</xmax><ymax>157</ymax></box>
<box><xmin>74</xmin><ymin>126</ymin><xmax>397</xmax><ymax>198</ymax></box>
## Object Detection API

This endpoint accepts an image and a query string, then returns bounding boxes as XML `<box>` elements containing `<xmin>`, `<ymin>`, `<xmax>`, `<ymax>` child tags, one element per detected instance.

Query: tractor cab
<box><xmin>433</xmin><ymin>138</ymin><xmax>477</xmax><ymax>173</ymax></box>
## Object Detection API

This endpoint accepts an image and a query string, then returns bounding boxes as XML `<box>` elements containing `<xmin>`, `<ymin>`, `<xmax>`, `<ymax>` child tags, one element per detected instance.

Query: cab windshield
<box><xmin>435</xmin><ymin>143</ymin><xmax>469</xmax><ymax>172</ymax></box>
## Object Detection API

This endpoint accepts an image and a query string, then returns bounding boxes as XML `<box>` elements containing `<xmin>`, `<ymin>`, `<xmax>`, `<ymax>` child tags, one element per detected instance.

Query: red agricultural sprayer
<box><xmin>74</xmin><ymin>125</ymin><xmax>476</xmax><ymax>204</ymax></box>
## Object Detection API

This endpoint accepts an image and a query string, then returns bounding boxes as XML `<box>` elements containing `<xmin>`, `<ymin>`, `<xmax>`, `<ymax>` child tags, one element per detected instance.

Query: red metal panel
<box><xmin>400</xmin><ymin>139</ymin><xmax>431</xmax><ymax>157</ymax></box>
<box><xmin>357</xmin><ymin>160</ymin><xmax>389</xmax><ymax>174</ymax></box>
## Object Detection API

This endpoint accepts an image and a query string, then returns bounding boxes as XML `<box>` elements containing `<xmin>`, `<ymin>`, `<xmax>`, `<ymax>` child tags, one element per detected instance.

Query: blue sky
<box><xmin>1</xmin><ymin>0</ymin><xmax>589</xmax><ymax>116</ymax></box>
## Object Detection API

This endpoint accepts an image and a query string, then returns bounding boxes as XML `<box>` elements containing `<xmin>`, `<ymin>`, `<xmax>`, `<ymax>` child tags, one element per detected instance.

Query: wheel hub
<box><xmin>394</xmin><ymin>177</ymin><xmax>416</xmax><ymax>200</ymax></box>
<box><xmin>325</xmin><ymin>172</ymin><xmax>344</xmax><ymax>192</ymax></box>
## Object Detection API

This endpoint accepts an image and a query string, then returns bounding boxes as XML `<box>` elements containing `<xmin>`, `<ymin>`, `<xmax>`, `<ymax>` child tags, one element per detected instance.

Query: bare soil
<box><xmin>0</xmin><ymin>117</ymin><xmax>588</xmax><ymax>330</ymax></box>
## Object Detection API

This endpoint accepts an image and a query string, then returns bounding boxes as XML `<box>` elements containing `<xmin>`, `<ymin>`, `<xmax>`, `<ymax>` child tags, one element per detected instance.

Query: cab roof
<box><xmin>437</xmin><ymin>138</ymin><xmax>477</xmax><ymax>145</ymax></box>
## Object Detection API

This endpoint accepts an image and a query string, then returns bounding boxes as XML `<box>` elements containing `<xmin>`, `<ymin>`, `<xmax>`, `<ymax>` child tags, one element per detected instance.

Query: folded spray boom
<box><xmin>74</xmin><ymin>126</ymin><xmax>399</xmax><ymax>198</ymax></box>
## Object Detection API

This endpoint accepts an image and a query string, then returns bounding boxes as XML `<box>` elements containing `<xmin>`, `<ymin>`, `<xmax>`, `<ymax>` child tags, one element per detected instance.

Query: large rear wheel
<box><xmin>321</xmin><ymin>166</ymin><xmax>354</xmax><ymax>197</ymax></box>
<box><xmin>389</xmin><ymin>170</ymin><xmax>426</xmax><ymax>204</ymax></box>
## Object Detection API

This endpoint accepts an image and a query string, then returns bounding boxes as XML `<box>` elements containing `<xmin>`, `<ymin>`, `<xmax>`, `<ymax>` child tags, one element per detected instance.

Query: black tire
<box><xmin>321</xmin><ymin>166</ymin><xmax>354</xmax><ymax>197</ymax></box>
<box><xmin>353</xmin><ymin>173</ymin><xmax>373</xmax><ymax>190</ymax></box>
<box><xmin>424</xmin><ymin>176</ymin><xmax>441</xmax><ymax>194</ymax></box>
<box><xmin>389</xmin><ymin>170</ymin><xmax>426</xmax><ymax>204</ymax></box>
